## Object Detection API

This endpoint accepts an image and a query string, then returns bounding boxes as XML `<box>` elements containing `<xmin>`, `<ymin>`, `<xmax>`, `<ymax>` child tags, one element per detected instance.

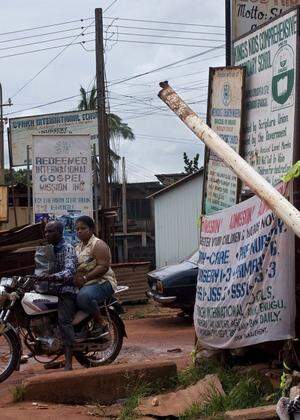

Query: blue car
<box><xmin>146</xmin><ymin>252</ymin><xmax>199</xmax><ymax>315</ymax></box>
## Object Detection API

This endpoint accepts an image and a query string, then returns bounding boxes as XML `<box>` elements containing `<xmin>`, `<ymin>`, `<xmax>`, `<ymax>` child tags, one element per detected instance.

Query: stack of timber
<box><xmin>0</xmin><ymin>223</ymin><xmax>45</xmax><ymax>277</ymax></box>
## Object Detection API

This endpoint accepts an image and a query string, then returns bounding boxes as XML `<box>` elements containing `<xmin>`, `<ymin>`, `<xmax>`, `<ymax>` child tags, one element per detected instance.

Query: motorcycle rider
<box><xmin>37</xmin><ymin>221</ymin><xmax>77</xmax><ymax>371</ymax></box>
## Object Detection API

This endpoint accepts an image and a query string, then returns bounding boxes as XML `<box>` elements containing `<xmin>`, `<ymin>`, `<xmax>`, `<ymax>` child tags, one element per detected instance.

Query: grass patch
<box><xmin>119</xmin><ymin>372</ymin><xmax>176</xmax><ymax>420</ymax></box>
<box><xmin>132</xmin><ymin>310</ymin><xmax>146</xmax><ymax>320</ymax></box>
<box><xmin>10</xmin><ymin>385</ymin><xmax>26</xmax><ymax>403</ymax></box>
<box><xmin>119</xmin><ymin>359</ymin><xmax>278</xmax><ymax>420</ymax></box>
<box><xmin>119</xmin><ymin>383</ymin><xmax>151</xmax><ymax>420</ymax></box>
<box><xmin>178</xmin><ymin>362</ymin><xmax>277</xmax><ymax>420</ymax></box>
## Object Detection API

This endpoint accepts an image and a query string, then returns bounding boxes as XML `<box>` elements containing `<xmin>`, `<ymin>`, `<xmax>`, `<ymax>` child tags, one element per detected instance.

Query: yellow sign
<box><xmin>0</xmin><ymin>186</ymin><xmax>8</xmax><ymax>222</ymax></box>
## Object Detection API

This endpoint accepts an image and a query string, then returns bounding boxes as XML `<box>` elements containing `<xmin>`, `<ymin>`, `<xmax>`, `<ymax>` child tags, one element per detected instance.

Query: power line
<box><xmin>104</xmin><ymin>0</ymin><xmax>119</xmax><ymax>12</ymax></box>
<box><xmin>0</xmin><ymin>15</ymin><xmax>223</xmax><ymax>39</ymax></box>
<box><xmin>0</xmin><ymin>24</ymin><xmax>224</xmax><ymax>46</ymax></box>
<box><xmin>109</xmin><ymin>45</ymin><xmax>224</xmax><ymax>86</ymax></box>
<box><xmin>106</xmin><ymin>31</ymin><xmax>224</xmax><ymax>43</ymax></box>
<box><xmin>9</xmin><ymin>20</ymin><xmax>95</xmax><ymax>100</ymax></box>
<box><xmin>0</xmin><ymin>31</ymin><xmax>91</xmax><ymax>52</ymax></box>
<box><xmin>0</xmin><ymin>30</ymin><xmax>223</xmax><ymax>52</ymax></box>
<box><xmin>0</xmin><ymin>26</ymin><xmax>88</xmax><ymax>44</ymax></box>
<box><xmin>0</xmin><ymin>18</ymin><xmax>93</xmax><ymax>37</ymax></box>
<box><xmin>4</xmin><ymin>47</ymin><xmax>219</xmax><ymax>116</ymax></box>
<box><xmin>103</xmin><ymin>23</ymin><xmax>225</xmax><ymax>36</ymax></box>
<box><xmin>107</xmin><ymin>38</ymin><xmax>221</xmax><ymax>48</ymax></box>
<box><xmin>104</xmin><ymin>16</ymin><xmax>224</xmax><ymax>29</ymax></box>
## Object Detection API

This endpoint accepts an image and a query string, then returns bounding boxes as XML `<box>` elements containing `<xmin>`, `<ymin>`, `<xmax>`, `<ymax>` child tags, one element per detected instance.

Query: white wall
<box><xmin>154</xmin><ymin>174</ymin><xmax>203</xmax><ymax>268</ymax></box>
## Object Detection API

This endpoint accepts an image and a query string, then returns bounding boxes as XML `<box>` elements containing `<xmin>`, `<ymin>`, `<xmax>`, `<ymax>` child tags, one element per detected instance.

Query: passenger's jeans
<box><xmin>57</xmin><ymin>293</ymin><xmax>77</xmax><ymax>347</ymax></box>
<box><xmin>76</xmin><ymin>281</ymin><xmax>114</xmax><ymax>315</ymax></box>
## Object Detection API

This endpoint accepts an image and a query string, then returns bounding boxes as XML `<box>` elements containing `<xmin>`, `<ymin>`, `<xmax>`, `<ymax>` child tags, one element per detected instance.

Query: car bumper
<box><xmin>146</xmin><ymin>290</ymin><xmax>177</xmax><ymax>304</ymax></box>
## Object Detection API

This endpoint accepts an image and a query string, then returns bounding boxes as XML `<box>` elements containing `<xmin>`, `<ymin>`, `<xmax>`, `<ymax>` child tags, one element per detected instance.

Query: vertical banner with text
<box><xmin>194</xmin><ymin>183</ymin><xmax>295</xmax><ymax>349</ymax></box>
<box><xmin>233</xmin><ymin>8</ymin><xmax>298</xmax><ymax>188</ymax></box>
<box><xmin>204</xmin><ymin>67</ymin><xmax>244</xmax><ymax>214</ymax></box>
<box><xmin>32</xmin><ymin>134</ymin><xmax>93</xmax><ymax>242</ymax></box>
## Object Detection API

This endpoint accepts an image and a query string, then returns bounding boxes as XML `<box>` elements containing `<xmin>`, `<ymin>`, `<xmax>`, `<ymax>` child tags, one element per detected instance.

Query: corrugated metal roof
<box><xmin>148</xmin><ymin>169</ymin><xmax>203</xmax><ymax>199</ymax></box>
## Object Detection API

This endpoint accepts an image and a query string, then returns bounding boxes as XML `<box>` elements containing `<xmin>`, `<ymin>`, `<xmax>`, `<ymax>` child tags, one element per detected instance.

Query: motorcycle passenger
<box><xmin>74</xmin><ymin>216</ymin><xmax>117</xmax><ymax>336</ymax></box>
<box><xmin>37</xmin><ymin>221</ymin><xmax>77</xmax><ymax>371</ymax></box>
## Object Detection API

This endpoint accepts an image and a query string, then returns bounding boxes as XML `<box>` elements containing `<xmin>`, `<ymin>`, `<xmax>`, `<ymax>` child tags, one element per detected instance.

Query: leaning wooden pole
<box><xmin>158</xmin><ymin>81</ymin><xmax>300</xmax><ymax>239</ymax></box>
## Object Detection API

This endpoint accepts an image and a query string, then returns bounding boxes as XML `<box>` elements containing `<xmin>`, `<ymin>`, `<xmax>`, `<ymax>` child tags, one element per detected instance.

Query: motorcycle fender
<box><xmin>108</xmin><ymin>307</ymin><xmax>127</xmax><ymax>338</ymax></box>
<box><xmin>1</xmin><ymin>323</ymin><xmax>22</xmax><ymax>371</ymax></box>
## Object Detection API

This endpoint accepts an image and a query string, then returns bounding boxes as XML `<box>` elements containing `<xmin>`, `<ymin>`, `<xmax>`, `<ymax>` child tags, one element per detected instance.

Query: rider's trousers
<box><xmin>57</xmin><ymin>293</ymin><xmax>77</xmax><ymax>347</ymax></box>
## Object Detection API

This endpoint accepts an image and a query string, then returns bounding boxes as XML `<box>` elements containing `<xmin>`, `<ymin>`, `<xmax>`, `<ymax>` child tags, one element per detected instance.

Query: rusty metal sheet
<box><xmin>113</xmin><ymin>262</ymin><xmax>151</xmax><ymax>303</ymax></box>
<box><xmin>0</xmin><ymin>186</ymin><xmax>8</xmax><ymax>223</ymax></box>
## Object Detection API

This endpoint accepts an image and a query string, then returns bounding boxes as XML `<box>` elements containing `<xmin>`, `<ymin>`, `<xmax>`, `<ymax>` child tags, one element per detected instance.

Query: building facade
<box><xmin>150</xmin><ymin>171</ymin><xmax>203</xmax><ymax>268</ymax></box>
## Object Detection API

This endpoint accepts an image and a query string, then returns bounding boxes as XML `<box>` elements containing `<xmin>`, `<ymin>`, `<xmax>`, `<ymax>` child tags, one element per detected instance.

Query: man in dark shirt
<box><xmin>41</xmin><ymin>221</ymin><xmax>77</xmax><ymax>370</ymax></box>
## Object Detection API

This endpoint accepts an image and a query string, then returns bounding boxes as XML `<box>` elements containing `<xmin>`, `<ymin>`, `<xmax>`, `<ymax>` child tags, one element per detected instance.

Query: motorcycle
<box><xmin>0</xmin><ymin>275</ymin><xmax>128</xmax><ymax>382</ymax></box>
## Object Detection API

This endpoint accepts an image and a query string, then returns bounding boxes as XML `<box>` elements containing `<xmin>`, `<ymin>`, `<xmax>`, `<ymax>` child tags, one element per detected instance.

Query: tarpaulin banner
<box><xmin>32</xmin><ymin>134</ymin><xmax>93</xmax><ymax>243</ymax></box>
<box><xmin>194</xmin><ymin>183</ymin><xmax>295</xmax><ymax>348</ymax></box>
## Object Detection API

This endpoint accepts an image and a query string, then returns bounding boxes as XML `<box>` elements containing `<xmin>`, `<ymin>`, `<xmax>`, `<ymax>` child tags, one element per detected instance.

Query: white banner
<box><xmin>231</xmin><ymin>1</ymin><xmax>300</xmax><ymax>41</ymax></box>
<box><xmin>10</xmin><ymin>110</ymin><xmax>98</xmax><ymax>166</ymax></box>
<box><xmin>32</xmin><ymin>135</ymin><xmax>93</xmax><ymax>241</ymax></box>
<box><xmin>233</xmin><ymin>9</ymin><xmax>297</xmax><ymax>188</ymax></box>
<box><xmin>194</xmin><ymin>183</ymin><xmax>295</xmax><ymax>348</ymax></box>
<box><xmin>205</xmin><ymin>67</ymin><xmax>244</xmax><ymax>214</ymax></box>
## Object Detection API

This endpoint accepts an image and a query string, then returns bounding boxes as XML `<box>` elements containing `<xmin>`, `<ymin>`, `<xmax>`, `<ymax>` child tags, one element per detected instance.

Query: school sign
<box><xmin>233</xmin><ymin>8</ymin><xmax>298</xmax><ymax>187</ymax></box>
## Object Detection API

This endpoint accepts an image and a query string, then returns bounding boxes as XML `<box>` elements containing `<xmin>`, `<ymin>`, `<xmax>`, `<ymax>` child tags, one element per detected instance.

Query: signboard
<box><xmin>230</xmin><ymin>0</ymin><xmax>300</xmax><ymax>42</ymax></box>
<box><xmin>233</xmin><ymin>8</ymin><xmax>298</xmax><ymax>187</ymax></box>
<box><xmin>32</xmin><ymin>134</ymin><xmax>93</xmax><ymax>242</ymax></box>
<box><xmin>204</xmin><ymin>67</ymin><xmax>244</xmax><ymax>214</ymax></box>
<box><xmin>194</xmin><ymin>183</ymin><xmax>295</xmax><ymax>349</ymax></box>
<box><xmin>10</xmin><ymin>110</ymin><xmax>98</xmax><ymax>166</ymax></box>
<box><xmin>0</xmin><ymin>186</ymin><xmax>8</xmax><ymax>223</ymax></box>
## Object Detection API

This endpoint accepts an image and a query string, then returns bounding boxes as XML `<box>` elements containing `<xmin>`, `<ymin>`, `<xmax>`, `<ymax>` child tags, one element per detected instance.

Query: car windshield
<box><xmin>186</xmin><ymin>251</ymin><xmax>199</xmax><ymax>265</ymax></box>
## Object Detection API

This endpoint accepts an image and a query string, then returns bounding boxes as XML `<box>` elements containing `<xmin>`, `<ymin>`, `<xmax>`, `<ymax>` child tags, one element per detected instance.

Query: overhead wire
<box><xmin>8</xmin><ymin>0</ymin><xmax>117</xmax><ymax>100</ymax></box>
<box><xmin>104</xmin><ymin>16</ymin><xmax>224</xmax><ymax>29</ymax></box>
<box><xmin>0</xmin><ymin>18</ymin><xmax>94</xmax><ymax>37</ymax></box>
<box><xmin>108</xmin><ymin>44</ymin><xmax>224</xmax><ymax>86</ymax></box>
<box><xmin>0</xmin><ymin>31</ymin><xmax>223</xmax><ymax>52</ymax></box>
<box><xmin>103</xmin><ymin>24</ymin><xmax>225</xmax><ymax>36</ymax></box>
<box><xmin>9</xmin><ymin>19</ymin><xmax>95</xmax><ymax>100</ymax></box>
<box><xmin>4</xmin><ymin>45</ymin><xmax>222</xmax><ymax>116</ymax></box>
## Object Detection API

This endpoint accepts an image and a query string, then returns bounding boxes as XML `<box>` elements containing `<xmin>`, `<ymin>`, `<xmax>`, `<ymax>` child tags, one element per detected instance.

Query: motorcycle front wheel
<box><xmin>0</xmin><ymin>328</ymin><xmax>21</xmax><ymax>383</ymax></box>
<box><xmin>74</xmin><ymin>309</ymin><xmax>123</xmax><ymax>368</ymax></box>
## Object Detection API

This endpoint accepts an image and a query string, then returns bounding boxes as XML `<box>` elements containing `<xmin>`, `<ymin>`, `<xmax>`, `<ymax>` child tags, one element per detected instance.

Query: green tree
<box><xmin>78</xmin><ymin>85</ymin><xmax>134</xmax><ymax>141</ymax></box>
<box><xmin>78</xmin><ymin>85</ymin><xmax>97</xmax><ymax>110</ymax></box>
<box><xmin>5</xmin><ymin>168</ymin><xmax>29</xmax><ymax>185</ymax></box>
<box><xmin>183</xmin><ymin>152</ymin><xmax>200</xmax><ymax>174</ymax></box>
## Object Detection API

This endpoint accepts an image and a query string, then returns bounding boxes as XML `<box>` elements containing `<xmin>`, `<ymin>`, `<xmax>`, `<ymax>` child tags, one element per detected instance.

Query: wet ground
<box><xmin>0</xmin><ymin>312</ymin><xmax>194</xmax><ymax>418</ymax></box>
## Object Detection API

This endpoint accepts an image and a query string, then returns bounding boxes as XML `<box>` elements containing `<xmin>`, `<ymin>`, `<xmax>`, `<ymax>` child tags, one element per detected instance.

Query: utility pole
<box><xmin>122</xmin><ymin>157</ymin><xmax>128</xmax><ymax>262</ymax></box>
<box><xmin>95</xmin><ymin>8</ymin><xmax>109</xmax><ymax>210</ymax></box>
<box><xmin>26</xmin><ymin>145</ymin><xmax>31</xmax><ymax>224</ymax></box>
<box><xmin>0</xmin><ymin>84</ymin><xmax>12</xmax><ymax>185</ymax></box>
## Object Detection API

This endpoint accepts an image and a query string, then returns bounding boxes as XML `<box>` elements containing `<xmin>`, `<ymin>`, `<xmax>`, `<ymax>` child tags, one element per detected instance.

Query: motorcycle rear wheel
<box><xmin>74</xmin><ymin>310</ymin><xmax>123</xmax><ymax>368</ymax></box>
<box><xmin>0</xmin><ymin>329</ymin><xmax>21</xmax><ymax>383</ymax></box>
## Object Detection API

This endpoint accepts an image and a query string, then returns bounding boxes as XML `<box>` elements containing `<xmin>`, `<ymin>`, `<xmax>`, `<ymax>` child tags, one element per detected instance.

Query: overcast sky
<box><xmin>1</xmin><ymin>0</ymin><xmax>225</xmax><ymax>182</ymax></box>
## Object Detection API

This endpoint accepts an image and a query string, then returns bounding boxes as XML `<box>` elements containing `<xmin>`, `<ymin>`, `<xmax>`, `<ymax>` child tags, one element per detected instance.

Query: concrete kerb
<box><xmin>22</xmin><ymin>361</ymin><xmax>177</xmax><ymax>405</ymax></box>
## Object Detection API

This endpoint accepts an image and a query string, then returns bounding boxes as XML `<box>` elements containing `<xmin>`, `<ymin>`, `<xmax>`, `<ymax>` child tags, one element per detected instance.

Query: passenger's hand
<box><xmin>74</xmin><ymin>273</ymin><xmax>87</xmax><ymax>287</ymax></box>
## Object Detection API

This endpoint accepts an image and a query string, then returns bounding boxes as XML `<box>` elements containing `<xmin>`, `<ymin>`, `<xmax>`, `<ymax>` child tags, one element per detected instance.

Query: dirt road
<box><xmin>0</xmin><ymin>315</ymin><xmax>194</xmax><ymax>418</ymax></box>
